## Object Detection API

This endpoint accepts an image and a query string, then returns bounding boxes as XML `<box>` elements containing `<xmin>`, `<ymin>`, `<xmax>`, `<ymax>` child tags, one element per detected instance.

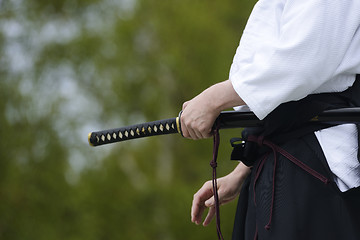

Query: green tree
<box><xmin>0</xmin><ymin>0</ymin><xmax>257</xmax><ymax>239</ymax></box>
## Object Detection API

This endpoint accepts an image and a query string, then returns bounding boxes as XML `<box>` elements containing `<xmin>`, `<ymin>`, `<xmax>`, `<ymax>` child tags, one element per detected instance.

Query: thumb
<box><xmin>205</xmin><ymin>197</ymin><xmax>214</xmax><ymax>207</ymax></box>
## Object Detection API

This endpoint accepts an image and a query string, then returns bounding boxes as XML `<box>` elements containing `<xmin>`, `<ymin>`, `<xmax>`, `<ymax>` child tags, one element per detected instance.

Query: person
<box><xmin>180</xmin><ymin>1</ymin><xmax>360</xmax><ymax>239</ymax></box>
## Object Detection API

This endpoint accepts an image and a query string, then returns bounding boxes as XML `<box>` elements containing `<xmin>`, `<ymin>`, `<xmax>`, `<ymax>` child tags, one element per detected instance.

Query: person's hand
<box><xmin>191</xmin><ymin>163</ymin><xmax>251</xmax><ymax>226</ymax></box>
<box><xmin>180</xmin><ymin>80</ymin><xmax>245</xmax><ymax>140</ymax></box>
<box><xmin>180</xmin><ymin>91</ymin><xmax>221</xmax><ymax>139</ymax></box>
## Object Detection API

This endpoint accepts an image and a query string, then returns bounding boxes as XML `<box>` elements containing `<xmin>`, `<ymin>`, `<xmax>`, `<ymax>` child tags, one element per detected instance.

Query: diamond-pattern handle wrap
<box><xmin>88</xmin><ymin>117</ymin><xmax>181</xmax><ymax>146</ymax></box>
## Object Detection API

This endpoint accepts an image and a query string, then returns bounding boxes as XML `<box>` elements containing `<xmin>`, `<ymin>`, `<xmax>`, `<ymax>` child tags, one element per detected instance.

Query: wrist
<box><xmin>230</xmin><ymin>162</ymin><xmax>251</xmax><ymax>181</ymax></box>
<box><xmin>206</xmin><ymin>80</ymin><xmax>245</xmax><ymax>113</ymax></box>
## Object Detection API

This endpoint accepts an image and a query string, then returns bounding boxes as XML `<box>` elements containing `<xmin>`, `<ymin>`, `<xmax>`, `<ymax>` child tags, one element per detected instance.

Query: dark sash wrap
<box><xmin>231</xmin><ymin>74</ymin><xmax>360</xmax><ymax>166</ymax></box>
<box><xmin>231</xmin><ymin>75</ymin><xmax>360</xmax><ymax>240</ymax></box>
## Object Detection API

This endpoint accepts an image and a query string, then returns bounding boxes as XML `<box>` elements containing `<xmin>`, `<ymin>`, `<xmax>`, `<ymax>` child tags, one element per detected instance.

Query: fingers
<box><xmin>191</xmin><ymin>192</ymin><xmax>219</xmax><ymax>227</ymax></box>
<box><xmin>182</xmin><ymin>125</ymin><xmax>212</xmax><ymax>140</ymax></box>
<box><xmin>180</xmin><ymin>113</ymin><xmax>213</xmax><ymax>139</ymax></box>
<box><xmin>191</xmin><ymin>181</ymin><xmax>213</xmax><ymax>225</ymax></box>
<box><xmin>180</xmin><ymin>98</ymin><xmax>216</xmax><ymax>140</ymax></box>
<box><xmin>205</xmin><ymin>197</ymin><xmax>214</xmax><ymax>208</ymax></box>
<box><xmin>191</xmin><ymin>173</ymin><xmax>243</xmax><ymax>227</ymax></box>
<box><xmin>191</xmin><ymin>200</ymin><xmax>206</xmax><ymax>225</ymax></box>
<box><xmin>203</xmin><ymin>206</ymin><xmax>216</xmax><ymax>227</ymax></box>
<box><xmin>181</xmin><ymin>122</ymin><xmax>205</xmax><ymax>140</ymax></box>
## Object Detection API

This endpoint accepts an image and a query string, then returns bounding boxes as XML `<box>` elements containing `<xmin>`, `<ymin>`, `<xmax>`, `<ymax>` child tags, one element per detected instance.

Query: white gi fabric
<box><xmin>229</xmin><ymin>0</ymin><xmax>360</xmax><ymax>192</ymax></box>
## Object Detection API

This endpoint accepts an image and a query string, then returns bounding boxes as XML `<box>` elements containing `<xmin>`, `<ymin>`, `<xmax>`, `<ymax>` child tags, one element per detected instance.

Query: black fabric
<box><xmin>262</xmin><ymin>74</ymin><xmax>360</xmax><ymax>138</ymax></box>
<box><xmin>231</xmin><ymin>128</ymin><xmax>264</xmax><ymax>166</ymax></box>
<box><xmin>231</xmin><ymin>75</ymin><xmax>360</xmax><ymax>239</ymax></box>
<box><xmin>231</xmin><ymin>75</ymin><xmax>360</xmax><ymax>166</ymax></box>
<box><xmin>232</xmin><ymin>134</ymin><xmax>360</xmax><ymax>240</ymax></box>
<box><xmin>232</xmin><ymin>175</ymin><xmax>251</xmax><ymax>240</ymax></box>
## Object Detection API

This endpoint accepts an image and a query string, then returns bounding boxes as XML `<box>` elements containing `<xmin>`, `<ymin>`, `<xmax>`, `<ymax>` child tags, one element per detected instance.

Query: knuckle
<box><xmin>183</xmin><ymin>118</ymin><xmax>192</xmax><ymax>127</ymax></box>
<box><xmin>204</xmin><ymin>180</ymin><xmax>212</xmax><ymax>188</ymax></box>
<box><xmin>193</xmin><ymin>192</ymin><xmax>200</xmax><ymax>201</ymax></box>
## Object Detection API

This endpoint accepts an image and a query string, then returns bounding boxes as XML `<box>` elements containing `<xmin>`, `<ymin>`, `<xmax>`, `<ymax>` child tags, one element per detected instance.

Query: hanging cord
<box><xmin>248</xmin><ymin>135</ymin><xmax>330</xmax><ymax>234</ymax></box>
<box><xmin>211</xmin><ymin>121</ymin><xmax>224</xmax><ymax>240</ymax></box>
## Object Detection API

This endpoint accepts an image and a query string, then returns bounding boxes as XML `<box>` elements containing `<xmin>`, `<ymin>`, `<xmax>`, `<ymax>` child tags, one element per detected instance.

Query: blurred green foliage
<box><xmin>0</xmin><ymin>0</ymin><xmax>256</xmax><ymax>239</ymax></box>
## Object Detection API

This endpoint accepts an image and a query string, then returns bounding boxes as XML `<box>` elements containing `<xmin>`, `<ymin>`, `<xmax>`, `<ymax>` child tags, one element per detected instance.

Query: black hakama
<box><xmin>232</xmin><ymin>133</ymin><xmax>360</xmax><ymax>240</ymax></box>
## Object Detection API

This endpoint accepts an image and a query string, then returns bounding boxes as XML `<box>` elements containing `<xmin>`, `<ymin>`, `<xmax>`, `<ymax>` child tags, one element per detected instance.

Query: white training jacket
<box><xmin>229</xmin><ymin>0</ymin><xmax>360</xmax><ymax>192</ymax></box>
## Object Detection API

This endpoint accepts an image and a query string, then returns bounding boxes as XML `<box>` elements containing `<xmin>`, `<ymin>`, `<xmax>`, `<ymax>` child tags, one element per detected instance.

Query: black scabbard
<box><xmin>88</xmin><ymin>107</ymin><xmax>360</xmax><ymax>147</ymax></box>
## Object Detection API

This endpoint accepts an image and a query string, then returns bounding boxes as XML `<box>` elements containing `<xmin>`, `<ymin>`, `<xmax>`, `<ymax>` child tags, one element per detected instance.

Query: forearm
<box><xmin>200</xmin><ymin>80</ymin><xmax>246</xmax><ymax>112</ymax></box>
<box><xmin>230</xmin><ymin>161</ymin><xmax>251</xmax><ymax>181</ymax></box>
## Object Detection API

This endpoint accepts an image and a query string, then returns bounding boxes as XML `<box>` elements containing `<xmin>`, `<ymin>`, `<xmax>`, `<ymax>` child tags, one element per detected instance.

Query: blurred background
<box><xmin>0</xmin><ymin>0</ymin><xmax>256</xmax><ymax>239</ymax></box>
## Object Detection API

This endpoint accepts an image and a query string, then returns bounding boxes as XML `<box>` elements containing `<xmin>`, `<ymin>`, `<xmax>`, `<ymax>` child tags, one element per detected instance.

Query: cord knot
<box><xmin>210</xmin><ymin>161</ymin><xmax>217</xmax><ymax>168</ymax></box>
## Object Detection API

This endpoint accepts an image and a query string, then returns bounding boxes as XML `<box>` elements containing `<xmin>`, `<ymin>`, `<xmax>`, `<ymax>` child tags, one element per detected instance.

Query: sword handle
<box><xmin>88</xmin><ymin>107</ymin><xmax>360</xmax><ymax>147</ymax></box>
<box><xmin>88</xmin><ymin>117</ymin><xmax>181</xmax><ymax>146</ymax></box>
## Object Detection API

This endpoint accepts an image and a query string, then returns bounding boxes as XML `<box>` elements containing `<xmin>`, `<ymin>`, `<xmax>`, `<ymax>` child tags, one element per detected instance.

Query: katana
<box><xmin>88</xmin><ymin>107</ymin><xmax>360</xmax><ymax>147</ymax></box>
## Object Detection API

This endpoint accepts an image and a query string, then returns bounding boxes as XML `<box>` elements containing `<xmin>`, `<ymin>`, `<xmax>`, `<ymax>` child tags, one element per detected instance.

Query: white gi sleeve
<box><xmin>229</xmin><ymin>0</ymin><xmax>360</xmax><ymax>120</ymax></box>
